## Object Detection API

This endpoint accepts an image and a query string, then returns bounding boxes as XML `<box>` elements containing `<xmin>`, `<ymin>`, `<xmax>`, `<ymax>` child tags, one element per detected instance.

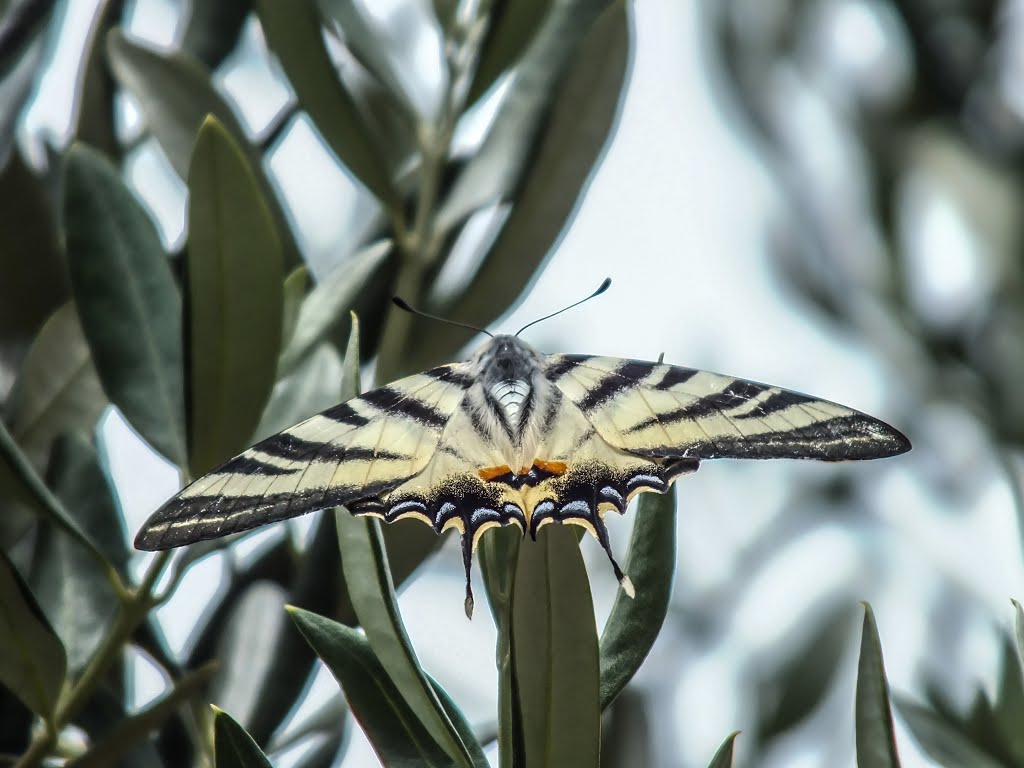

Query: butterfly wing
<box><xmin>134</xmin><ymin>365</ymin><xmax>473</xmax><ymax>550</ymax></box>
<box><xmin>545</xmin><ymin>355</ymin><xmax>911</xmax><ymax>461</ymax></box>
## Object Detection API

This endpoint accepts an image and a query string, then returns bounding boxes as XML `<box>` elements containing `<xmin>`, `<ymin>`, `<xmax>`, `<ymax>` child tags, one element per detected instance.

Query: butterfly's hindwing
<box><xmin>134</xmin><ymin>365</ymin><xmax>472</xmax><ymax>550</ymax></box>
<box><xmin>545</xmin><ymin>355</ymin><xmax>910</xmax><ymax>462</ymax></box>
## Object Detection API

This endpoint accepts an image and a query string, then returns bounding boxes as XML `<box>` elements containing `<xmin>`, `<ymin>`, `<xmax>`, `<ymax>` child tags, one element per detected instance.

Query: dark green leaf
<box><xmin>186</xmin><ymin>116</ymin><xmax>284</xmax><ymax>476</ymax></box>
<box><xmin>416</xmin><ymin>0</ymin><xmax>628</xmax><ymax>368</ymax></box>
<box><xmin>30</xmin><ymin>433</ymin><xmax>125</xmax><ymax>673</ymax></box>
<box><xmin>993</xmin><ymin>626</ymin><xmax>1024</xmax><ymax>763</ymax></box>
<box><xmin>256</xmin><ymin>0</ymin><xmax>399</xmax><ymax>208</ymax></box>
<box><xmin>336</xmin><ymin>512</ymin><xmax>473</xmax><ymax>766</ymax></box>
<box><xmin>511</xmin><ymin>525</ymin><xmax>600</xmax><ymax>767</ymax></box>
<box><xmin>288</xmin><ymin>606</ymin><xmax>455</xmax><ymax>767</ymax></box>
<box><xmin>278</xmin><ymin>240</ymin><xmax>391</xmax><ymax>373</ymax></box>
<box><xmin>0</xmin><ymin>151</ymin><xmax>67</xmax><ymax>358</ymax></box>
<box><xmin>64</xmin><ymin>143</ymin><xmax>186</xmax><ymax>465</ymax></box>
<box><xmin>181</xmin><ymin>0</ymin><xmax>252</xmax><ymax>68</ymax></box>
<box><xmin>478</xmin><ymin>525</ymin><xmax>521</xmax><ymax>768</ymax></box>
<box><xmin>73</xmin><ymin>662</ymin><xmax>217</xmax><ymax>768</ymax></box>
<box><xmin>855</xmin><ymin>602</ymin><xmax>902</xmax><ymax>768</ymax></box>
<box><xmin>599</xmin><ymin>485</ymin><xmax>676</xmax><ymax>709</ymax></box>
<box><xmin>9</xmin><ymin>300</ymin><xmax>107</xmax><ymax>472</ymax></box>
<box><xmin>106</xmin><ymin>31</ymin><xmax>248</xmax><ymax>179</ymax></box>
<box><xmin>466</xmin><ymin>0</ymin><xmax>550</xmax><ymax>105</ymax></box>
<box><xmin>707</xmin><ymin>731</ymin><xmax>740</xmax><ymax>768</ymax></box>
<box><xmin>214</xmin><ymin>706</ymin><xmax>274</xmax><ymax>768</ymax></box>
<box><xmin>73</xmin><ymin>1</ymin><xmax>122</xmax><ymax>157</ymax></box>
<box><xmin>0</xmin><ymin>549</ymin><xmax>66</xmax><ymax>719</ymax></box>
<box><xmin>894</xmin><ymin>697</ymin><xmax>1004</xmax><ymax>768</ymax></box>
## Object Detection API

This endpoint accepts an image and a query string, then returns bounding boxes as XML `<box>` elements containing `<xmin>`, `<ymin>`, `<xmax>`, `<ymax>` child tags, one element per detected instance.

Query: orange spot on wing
<box><xmin>478</xmin><ymin>465</ymin><xmax>513</xmax><ymax>481</ymax></box>
<box><xmin>535</xmin><ymin>459</ymin><xmax>567</xmax><ymax>476</ymax></box>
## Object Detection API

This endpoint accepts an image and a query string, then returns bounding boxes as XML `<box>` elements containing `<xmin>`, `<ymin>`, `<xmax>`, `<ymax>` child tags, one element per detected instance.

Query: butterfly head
<box><xmin>473</xmin><ymin>334</ymin><xmax>543</xmax><ymax>386</ymax></box>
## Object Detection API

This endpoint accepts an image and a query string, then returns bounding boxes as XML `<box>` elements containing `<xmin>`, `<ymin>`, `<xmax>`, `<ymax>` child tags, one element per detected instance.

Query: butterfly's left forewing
<box><xmin>134</xmin><ymin>365</ymin><xmax>473</xmax><ymax>550</ymax></box>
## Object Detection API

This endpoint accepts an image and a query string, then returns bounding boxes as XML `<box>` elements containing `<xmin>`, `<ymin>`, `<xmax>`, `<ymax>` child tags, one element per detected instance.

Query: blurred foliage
<box><xmin>0</xmin><ymin>0</ymin><xmax>1019</xmax><ymax>766</ymax></box>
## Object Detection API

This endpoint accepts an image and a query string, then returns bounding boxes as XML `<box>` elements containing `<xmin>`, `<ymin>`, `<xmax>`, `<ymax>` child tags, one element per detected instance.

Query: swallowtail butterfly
<box><xmin>135</xmin><ymin>280</ymin><xmax>910</xmax><ymax>616</ymax></box>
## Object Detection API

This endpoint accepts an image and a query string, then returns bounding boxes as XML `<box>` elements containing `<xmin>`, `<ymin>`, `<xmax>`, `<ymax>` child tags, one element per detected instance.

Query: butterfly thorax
<box><xmin>465</xmin><ymin>334</ymin><xmax>552</xmax><ymax>469</ymax></box>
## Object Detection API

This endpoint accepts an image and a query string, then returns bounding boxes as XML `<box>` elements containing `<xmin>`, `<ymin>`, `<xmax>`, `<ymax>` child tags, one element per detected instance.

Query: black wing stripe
<box><xmin>360</xmin><ymin>386</ymin><xmax>449</xmax><ymax>428</ymax></box>
<box><xmin>654</xmin><ymin>366</ymin><xmax>699</xmax><ymax>390</ymax></box>
<box><xmin>733</xmin><ymin>389</ymin><xmax>812</xmax><ymax>419</ymax></box>
<box><xmin>322</xmin><ymin>402</ymin><xmax>370</xmax><ymax>427</ymax></box>
<box><xmin>577</xmin><ymin>361</ymin><xmax>657</xmax><ymax>412</ymax></box>
<box><xmin>545</xmin><ymin>355</ymin><xmax>590</xmax><ymax>381</ymax></box>
<box><xmin>424</xmin><ymin>365</ymin><xmax>473</xmax><ymax>388</ymax></box>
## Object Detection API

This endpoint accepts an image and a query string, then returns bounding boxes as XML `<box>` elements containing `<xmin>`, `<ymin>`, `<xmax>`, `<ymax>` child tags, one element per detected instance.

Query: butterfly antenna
<box><xmin>392</xmin><ymin>297</ymin><xmax>493</xmax><ymax>338</ymax></box>
<box><xmin>514</xmin><ymin>277</ymin><xmax>612</xmax><ymax>337</ymax></box>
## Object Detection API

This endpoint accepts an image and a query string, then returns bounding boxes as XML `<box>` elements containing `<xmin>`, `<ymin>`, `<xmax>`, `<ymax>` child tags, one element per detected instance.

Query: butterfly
<box><xmin>135</xmin><ymin>280</ymin><xmax>910</xmax><ymax>617</ymax></box>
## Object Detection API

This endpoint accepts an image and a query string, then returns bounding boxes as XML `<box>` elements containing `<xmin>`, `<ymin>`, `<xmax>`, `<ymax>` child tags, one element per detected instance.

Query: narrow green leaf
<box><xmin>63</xmin><ymin>143</ymin><xmax>186</xmax><ymax>465</ymax></box>
<box><xmin>288</xmin><ymin>606</ymin><xmax>455</xmax><ymax>766</ymax></box>
<box><xmin>467</xmin><ymin>0</ymin><xmax>551</xmax><ymax>105</ymax></box>
<box><xmin>478</xmin><ymin>525</ymin><xmax>522</xmax><ymax>768</ymax></box>
<box><xmin>336</xmin><ymin>512</ymin><xmax>472</xmax><ymax>767</ymax></box>
<box><xmin>707</xmin><ymin>731</ymin><xmax>740</xmax><ymax>768</ymax></box>
<box><xmin>213</xmin><ymin>706</ymin><xmax>274</xmax><ymax>768</ymax></box>
<box><xmin>511</xmin><ymin>525</ymin><xmax>600</xmax><ymax>768</ymax></box>
<box><xmin>855</xmin><ymin>602</ymin><xmax>902</xmax><ymax>768</ymax></box>
<box><xmin>433</xmin><ymin>679</ymin><xmax>490</xmax><ymax>768</ymax></box>
<box><xmin>599</xmin><ymin>486</ymin><xmax>676</xmax><ymax>709</ymax></box>
<box><xmin>9</xmin><ymin>302</ymin><xmax>107</xmax><ymax>471</ymax></box>
<box><xmin>992</xmin><ymin>634</ymin><xmax>1024</xmax><ymax>762</ymax></box>
<box><xmin>74</xmin><ymin>1</ymin><xmax>121</xmax><ymax>156</ymax></box>
<box><xmin>256</xmin><ymin>0</ymin><xmax>399</xmax><ymax>208</ymax></box>
<box><xmin>0</xmin><ymin>549</ymin><xmax>66</xmax><ymax>719</ymax></box>
<box><xmin>186</xmin><ymin>116</ymin><xmax>284</xmax><ymax>476</ymax></box>
<box><xmin>281</xmin><ymin>266</ymin><xmax>310</xmax><ymax>353</ymax></box>
<box><xmin>278</xmin><ymin>240</ymin><xmax>391</xmax><ymax>373</ymax></box>
<box><xmin>1012</xmin><ymin>599</ymin><xmax>1024</xmax><ymax>672</ymax></box>
<box><xmin>74</xmin><ymin>662</ymin><xmax>218</xmax><ymax>768</ymax></box>
<box><xmin>894</xmin><ymin>697</ymin><xmax>1005</xmax><ymax>768</ymax></box>
<box><xmin>339</xmin><ymin>312</ymin><xmax>361</xmax><ymax>401</ymax></box>
<box><xmin>30</xmin><ymin>433</ymin><xmax>126</xmax><ymax>673</ymax></box>
<box><xmin>415</xmin><ymin>0</ymin><xmax>629</xmax><ymax>368</ymax></box>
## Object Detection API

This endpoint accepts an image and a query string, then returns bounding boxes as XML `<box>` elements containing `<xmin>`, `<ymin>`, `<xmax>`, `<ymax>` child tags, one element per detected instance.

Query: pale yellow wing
<box><xmin>545</xmin><ymin>355</ymin><xmax>910</xmax><ymax>461</ymax></box>
<box><xmin>134</xmin><ymin>365</ymin><xmax>472</xmax><ymax>550</ymax></box>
